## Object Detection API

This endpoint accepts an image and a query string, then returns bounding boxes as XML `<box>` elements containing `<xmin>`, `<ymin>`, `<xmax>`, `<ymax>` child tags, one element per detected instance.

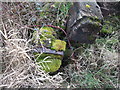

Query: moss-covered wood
<box><xmin>66</xmin><ymin>2</ymin><xmax>103</xmax><ymax>44</ymax></box>
<box><xmin>32</xmin><ymin>26</ymin><xmax>66</xmax><ymax>72</ymax></box>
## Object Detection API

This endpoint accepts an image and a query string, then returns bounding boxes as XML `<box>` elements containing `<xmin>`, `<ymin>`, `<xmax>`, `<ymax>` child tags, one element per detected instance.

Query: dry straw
<box><xmin>0</xmin><ymin>2</ymin><xmax>64</xmax><ymax>88</ymax></box>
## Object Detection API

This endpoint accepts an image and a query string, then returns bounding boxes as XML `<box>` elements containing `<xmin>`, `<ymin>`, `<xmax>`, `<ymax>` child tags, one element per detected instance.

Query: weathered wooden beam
<box><xmin>66</xmin><ymin>1</ymin><xmax>103</xmax><ymax>44</ymax></box>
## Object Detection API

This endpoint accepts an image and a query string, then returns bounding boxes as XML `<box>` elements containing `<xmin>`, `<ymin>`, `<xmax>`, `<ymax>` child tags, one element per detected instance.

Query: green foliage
<box><xmin>96</xmin><ymin>35</ymin><xmax>118</xmax><ymax>52</ymax></box>
<box><xmin>38</xmin><ymin>2</ymin><xmax>72</xmax><ymax>28</ymax></box>
<box><xmin>100</xmin><ymin>16</ymin><xmax>120</xmax><ymax>34</ymax></box>
<box><xmin>69</xmin><ymin>63</ymin><xmax>118</xmax><ymax>88</ymax></box>
<box><xmin>55</xmin><ymin>2</ymin><xmax>72</xmax><ymax>28</ymax></box>
<box><xmin>54</xmin><ymin>2</ymin><xmax>72</xmax><ymax>17</ymax></box>
<box><xmin>101</xmin><ymin>23</ymin><xmax>114</xmax><ymax>34</ymax></box>
<box><xmin>72</xmin><ymin>72</ymin><xmax>101</xmax><ymax>88</ymax></box>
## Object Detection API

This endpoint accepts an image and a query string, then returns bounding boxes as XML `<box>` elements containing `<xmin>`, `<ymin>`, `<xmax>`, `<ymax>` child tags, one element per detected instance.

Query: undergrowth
<box><xmin>62</xmin><ymin>16</ymin><xmax>119</xmax><ymax>88</ymax></box>
<box><xmin>0</xmin><ymin>2</ymin><xmax>119</xmax><ymax>89</ymax></box>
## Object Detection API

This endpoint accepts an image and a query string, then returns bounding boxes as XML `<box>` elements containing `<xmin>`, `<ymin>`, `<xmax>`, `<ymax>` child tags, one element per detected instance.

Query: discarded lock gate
<box><xmin>32</xmin><ymin>26</ymin><xmax>66</xmax><ymax>72</ymax></box>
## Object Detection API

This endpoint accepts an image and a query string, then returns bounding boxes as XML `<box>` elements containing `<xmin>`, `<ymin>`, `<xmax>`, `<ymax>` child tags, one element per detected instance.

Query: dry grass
<box><xmin>0</xmin><ymin>2</ymin><xmax>64</xmax><ymax>88</ymax></box>
<box><xmin>63</xmin><ymin>31</ymin><xmax>119</xmax><ymax>88</ymax></box>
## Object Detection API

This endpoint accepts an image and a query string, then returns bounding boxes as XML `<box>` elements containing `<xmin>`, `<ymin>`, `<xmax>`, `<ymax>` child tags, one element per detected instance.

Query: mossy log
<box><xmin>66</xmin><ymin>1</ymin><xmax>103</xmax><ymax>44</ymax></box>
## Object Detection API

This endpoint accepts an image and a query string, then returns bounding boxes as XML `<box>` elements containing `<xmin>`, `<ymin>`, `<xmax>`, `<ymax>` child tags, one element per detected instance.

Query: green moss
<box><xmin>35</xmin><ymin>53</ymin><xmax>62</xmax><ymax>72</ymax></box>
<box><xmin>32</xmin><ymin>27</ymin><xmax>56</xmax><ymax>46</ymax></box>
<box><xmin>100</xmin><ymin>25</ymin><xmax>113</xmax><ymax>34</ymax></box>
<box><xmin>51</xmin><ymin>39</ymin><xmax>66</xmax><ymax>51</ymax></box>
<box><xmin>39</xmin><ymin>59</ymin><xmax>61</xmax><ymax>72</ymax></box>
<box><xmin>40</xmin><ymin>26</ymin><xmax>56</xmax><ymax>38</ymax></box>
